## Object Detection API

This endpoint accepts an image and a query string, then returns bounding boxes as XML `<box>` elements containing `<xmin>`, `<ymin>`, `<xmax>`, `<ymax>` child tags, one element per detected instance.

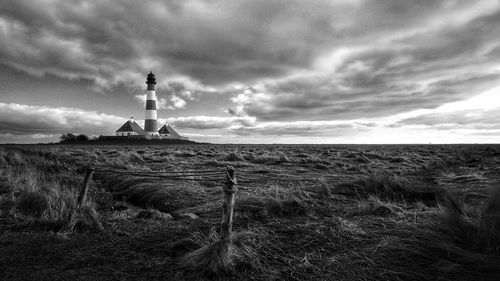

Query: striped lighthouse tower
<box><xmin>144</xmin><ymin>71</ymin><xmax>158</xmax><ymax>136</ymax></box>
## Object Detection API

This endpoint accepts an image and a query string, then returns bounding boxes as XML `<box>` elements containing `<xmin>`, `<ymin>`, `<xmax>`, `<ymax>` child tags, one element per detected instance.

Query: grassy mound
<box><xmin>370</xmin><ymin>187</ymin><xmax>500</xmax><ymax>280</ymax></box>
<box><xmin>235</xmin><ymin>196</ymin><xmax>308</xmax><ymax>220</ymax></box>
<box><xmin>136</xmin><ymin>208</ymin><xmax>173</xmax><ymax>220</ymax></box>
<box><xmin>333</xmin><ymin>170</ymin><xmax>444</xmax><ymax>203</ymax></box>
<box><xmin>95</xmin><ymin>172</ymin><xmax>209</xmax><ymax>213</ymax></box>
<box><xmin>0</xmin><ymin>148</ymin><xmax>103</xmax><ymax>232</ymax></box>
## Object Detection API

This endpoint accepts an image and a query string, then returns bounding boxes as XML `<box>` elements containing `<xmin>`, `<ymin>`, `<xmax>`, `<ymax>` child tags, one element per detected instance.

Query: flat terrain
<box><xmin>1</xmin><ymin>144</ymin><xmax>500</xmax><ymax>280</ymax></box>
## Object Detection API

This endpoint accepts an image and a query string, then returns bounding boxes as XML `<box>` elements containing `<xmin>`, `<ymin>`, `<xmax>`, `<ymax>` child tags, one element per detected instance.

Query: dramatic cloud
<box><xmin>229</xmin><ymin>120</ymin><xmax>374</xmax><ymax>137</ymax></box>
<box><xmin>134</xmin><ymin>94</ymin><xmax>184</xmax><ymax>110</ymax></box>
<box><xmin>0</xmin><ymin>0</ymin><xmax>499</xmax><ymax>143</ymax></box>
<box><xmin>230</xmin><ymin>5</ymin><xmax>500</xmax><ymax>121</ymax></box>
<box><xmin>396</xmin><ymin>108</ymin><xmax>500</xmax><ymax>131</ymax></box>
<box><xmin>0</xmin><ymin>103</ymin><xmax>124</xmax><ymax>137</ymax></box>
<box><xmin>162</xmin><ymin>116</ymin><xmax>256</xmax><ymax>130</ymax></box>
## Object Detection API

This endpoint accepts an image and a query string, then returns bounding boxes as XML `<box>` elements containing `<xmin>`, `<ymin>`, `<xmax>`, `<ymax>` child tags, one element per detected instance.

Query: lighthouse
<box><xmin>112</xmin><ymin>71</ymin><xmax>189</xmax><ymax>141</ymax></box>
<box><xmin>144</xmin><ymin>71</ymin><xmax>158</xmax><ymax>136</ymax></box>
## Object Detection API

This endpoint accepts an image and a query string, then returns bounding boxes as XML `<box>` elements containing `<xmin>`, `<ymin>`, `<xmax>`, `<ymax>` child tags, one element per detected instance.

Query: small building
<box><xmin>116</xmin><ymin>117</ymin><xmax>146</xmax><ymax>137</ymax></box>
<box><xmin>158</xmin><ymin>123</ymin><xmax>188</xmax><ymax>140</ymax></box>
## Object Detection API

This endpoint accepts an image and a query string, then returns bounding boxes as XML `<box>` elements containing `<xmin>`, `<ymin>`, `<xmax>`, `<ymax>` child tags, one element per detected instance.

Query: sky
<box><xmin>0</xmin><ymin>0</ymin><xmax>499</xmax><ymax>144</ymax></box>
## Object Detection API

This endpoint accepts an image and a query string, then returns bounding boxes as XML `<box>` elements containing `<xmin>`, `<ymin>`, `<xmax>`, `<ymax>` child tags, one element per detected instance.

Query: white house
<box><xmin>158</xmin><ymin>123</ymin><xmax>188</xmax><ymax>140</ymax></box>
<box><xmin>115</xmin><ymin>117</ymin><xmax>146</xmax><ymax>137</ymax></box>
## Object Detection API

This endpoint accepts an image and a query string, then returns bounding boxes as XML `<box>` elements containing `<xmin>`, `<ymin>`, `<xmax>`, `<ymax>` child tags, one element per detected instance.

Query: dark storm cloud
<box><xmin>232</xmin><ymin>72</ymin><xmax>500</xmax><ymax>121</ymax></box>
<box><xmin>231</xmin><ymin>4</ymin><xmax>500</xmax><ymax>121</ymax></box>
<box><xmin>0</xmin><ymin>0</ymin><xmax>488</xmax><ymax>87</ymax></box>
<box><xmin>0</xmin><ymin>0</ymin><xmax>343</xmax><ymax>86</ymax></box>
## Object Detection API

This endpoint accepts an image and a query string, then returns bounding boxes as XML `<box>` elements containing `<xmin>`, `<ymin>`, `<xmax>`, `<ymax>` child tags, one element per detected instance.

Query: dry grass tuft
<box><xmin>0</xmin><ymin>147</ymin><xmax>26</xmax><ymax>166</ymax></box>
<box><xmin>477</xmin><ymin>186</ymin><xmax>500</xmax><ymax>253</ymax></box>
<box><xmin>0</xmin><ymin>196</ymin><xmax>16</xmax><ymax>217</ymax></box>
<box><xmin>179</xmin><ymin>232</ymin><xmax>259</xmax><ymax>279</ymax></box>
<box><xmin>136</xmin><ymin>208</ymin><xmax>173</xmax><ymax>220</ymax></box>
<box><xmin>267</xmin><ymin>197</ymin><xmax>308</xmax><ymax>217</ymax></box>
<box><xmin>310</xmin><ymin>179</ymin><xmax>332</xmax><ymax>199</ymax></box>
<box><xmin>168</xmin><ymin>239</ymin><xmax>202</xmax><ymax>259</ymax></box>
<box><xmin>16</xmin><ymin>190</ymin><xmax>49</xmax><ymax>218</ymax></box>
<box><xmin>333</xmin><ymin>170</ymin><xmax>443</xmax><ymax>203</ymax></box>
<box><xmin>347</xmin><ymin>196</ymin><xmax>404</xmax><ymax>217</ymax></box>
<box><xmin>95</xmin><ymin>172</ymin><xmax>207</xmax><ymax>213</ymax></box>
<box><xmin>235</xmin><ymin>196</ymin><xmax>308</xmax><ymax>220</ymax></box>
<box><xmin>0</xmin><ymin>148</ymin><xmax>104</xmax><ymax>233</ymax></box>
<box><xmin>65</xmin><ymin>204</ymin><xmax>103</xmax><ymax>232</ymax></box>
<box><xmin>370</xmin><ymin>188</ymin><xmax>500</xmax><ymax>280</ymax></box>
<box><xmin>222</xmin><ymin>151</ymin><xmax>245</xmax><ymax>162</ymax></box>
<box><xmin>246</xmin><ymin>152</ymin><xmax>292</xmax><ymax>164</ymax></box>
<box><xmin>180</xmin><ymin>239</ymin><xmax>235</xmax><ymax>278</ymax></box>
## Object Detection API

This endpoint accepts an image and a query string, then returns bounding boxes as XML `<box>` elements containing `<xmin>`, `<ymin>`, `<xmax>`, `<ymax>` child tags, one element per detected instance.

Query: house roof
<box><xmin>158</xmin><ymin>124</ymin><xmax>181</xmax><ymax>137</ymax></box>
<box><xmin>116</xmin><ymin>121</ymin><xmax>146</xmax><ymax>135</ymax></box>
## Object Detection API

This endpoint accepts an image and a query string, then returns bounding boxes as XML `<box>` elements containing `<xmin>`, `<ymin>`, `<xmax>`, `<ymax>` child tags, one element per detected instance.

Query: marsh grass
<box><xmin>136</xmin><ymin>208</ymin><xmax>173</xmax><ymax>220</ymax></box>
<box><xmin>0</xmin><ymin>148</ymin><xmax>103</xmax><ymax>232</ymax></box>
<box><xmin>235</xmin><ymin>183</ymin><xmax>310</xmax><ymax>221</ymax></box>
<box><xmin>368</xmin><ymin>188</ymin><xmax>500</xmax><ymax>280</ymax></box>
<box><xmin>222</xmin><ymin>151</ymin><xmax>245</xmax><ymax>162</ymax></box>
<box><xmin>2</xmin><ymin>144</ymin><xmax>500</xmax><ymax>280</ymax></box>
<box><xmin>333</xmin><ymin>169</ymin><xmax>444</xmax><ymax>203</ymax></box>
<box><xmin>347</xmin><ymin>195</ymin><xmax>404</xmax><ymax>217</ymax></box>
<box><xmin>95</xmin><ymin>172</ymin><xmax>209</xmax><ymax>213</ymax></box>
<box><xmin>245</xmin><ymin>152</ymin><xmax>292</xmax><ymax>164</ymax></box>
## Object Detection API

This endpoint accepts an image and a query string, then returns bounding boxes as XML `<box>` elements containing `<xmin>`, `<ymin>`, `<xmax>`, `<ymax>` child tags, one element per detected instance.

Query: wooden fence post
<box><xmin>221</xmin><ymin>166</ymin><xmax>236</xmax><ymax>241</ymax></box>
<box><xmin>77</xmin><ymin>168</ymin><xmax>94</xmax><ymax>207</ymax></box>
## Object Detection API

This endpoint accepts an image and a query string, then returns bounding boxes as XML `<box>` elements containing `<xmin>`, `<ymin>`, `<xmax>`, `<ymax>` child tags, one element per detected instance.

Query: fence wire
<box><xmin>92</xmin><ymin>166</ymin><xmax>227</xmax><ymax>181</ymax></box>
<box><xmin>90</xmin><ymin>166</ymin><xmax>331</xmax><ymax>185</ymax></box>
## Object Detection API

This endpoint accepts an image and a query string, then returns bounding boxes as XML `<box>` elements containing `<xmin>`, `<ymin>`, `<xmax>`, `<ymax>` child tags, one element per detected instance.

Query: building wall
<box><xmin>116</xmin><ymin>131</ymin><xmax>139</xmax><ymax>136</ymax></box>
<box><xmin>145</xmin><ymin>134</ymin><xmax>160</xmax><ymax>140</ymax></box>
<box><xmin>159</xmin><ymin>134</ymin><xmax>189</xmax><ymax>140</ymax></box>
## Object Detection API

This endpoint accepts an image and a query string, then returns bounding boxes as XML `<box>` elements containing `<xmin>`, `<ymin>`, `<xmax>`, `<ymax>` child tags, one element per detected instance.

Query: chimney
<box><xmin>130</xmin><ymin>117</ymin><xmax>135</xmax><ymax>123</ymax></box>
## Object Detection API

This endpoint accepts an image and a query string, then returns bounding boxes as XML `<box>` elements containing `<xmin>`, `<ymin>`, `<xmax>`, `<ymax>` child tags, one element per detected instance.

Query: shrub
<box><xmin>59</xmin><ymin>133</ymin><xmax>89</xmax><ymax>143</ymax></box>
<box><xmin>60</xmin><ymin>133</ymin><xmax>77</xmax><ymax>143</ymax></box>
<box><xmin>76</xmin><ymin>134</ymin><xmax>89</xmax><ymax>141</ymax></box>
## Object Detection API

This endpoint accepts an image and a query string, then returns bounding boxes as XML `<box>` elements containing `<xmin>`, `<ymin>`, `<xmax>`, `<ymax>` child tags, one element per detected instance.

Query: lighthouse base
<box><xmin>145</xmin><ymin>133</ymin><xmax>159</xmax><ymax>140</ymax></box>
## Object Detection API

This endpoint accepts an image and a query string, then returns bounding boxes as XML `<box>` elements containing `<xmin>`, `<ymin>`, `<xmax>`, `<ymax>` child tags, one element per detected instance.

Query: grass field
<box><xmin>1</xmin><ymin>144</ymin><xmax>500</xmax><ymax>280</ymax></box>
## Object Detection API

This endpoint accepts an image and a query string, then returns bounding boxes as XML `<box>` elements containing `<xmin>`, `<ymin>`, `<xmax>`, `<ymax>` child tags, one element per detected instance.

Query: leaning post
<box><xmin>77</xmin><ymin>167</ymin><xmax>94</xmax><ymax>207</ymax></box>
<box><xmin>221</xmin><ymin>166</ymin><xmax>237</xmax><ymax>241</ymax></box>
